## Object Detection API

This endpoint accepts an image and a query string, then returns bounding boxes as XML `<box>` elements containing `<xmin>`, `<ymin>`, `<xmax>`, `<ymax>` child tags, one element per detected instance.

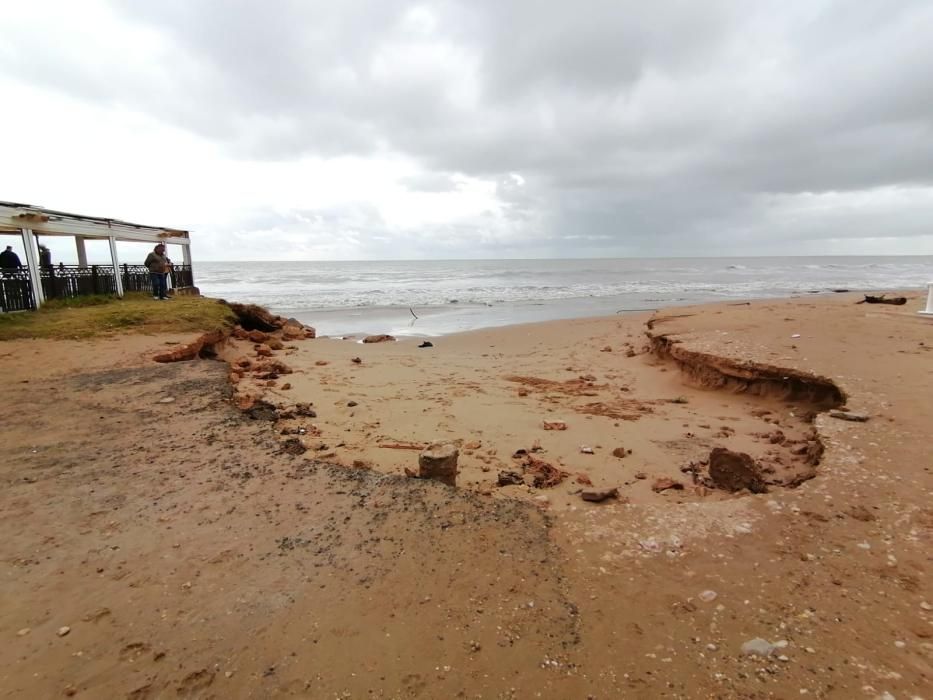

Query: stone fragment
<box><xmin>699</xmin><ymin>590</ymin><xmax>718</xmax><ymax>602</ymax></box>
<box><xmin>294</xmin><ymin>403</ymin><xmax>316</xmax><ymax>418</ymax></box>
<box><xmin>651</xmin><ymin>477</ymin><xmax>684</xmax><ymax>493</ymax></box>
<box><xmin>347</xmin><ymin>401</ymin><xmax>358</xmax><ymax>407</ymax></box>
<box><xmin>57</xmin><ymin>626</ymin><xmax>71</xmax><ymax>637</ymax></box>
<box><xmin>542</xmin><ymin>420</ymin><xmax>567</xmax><ymax>431</ymax></box>
<box><xmin>580</xmin><ymin>445</ymin><xmax>594</xmax><ymax>454</ymax></box>
<box><xmin>612</xmin><ymin>447</ymin><xmax>626</xmax><ymax>458</ymax></box>
<box><xmin>363</xmin><ymin>334</ymin><xmax>396</xmax><ymax>343</ymax></box>
<box><xmin>740</xmin><ymin>638</ymin><xmax>775</xmax><ymax>657</ymax></box>
<box><xmin>255</xmin><ymin>346</ymin><xmax>273</xmax><ymax>357</ymax></box>
<box><xmin>418</xmin><ymin>443</ymin><xmax>459</xmax><ymax>486</ymax></box>
<box><xmin>847</xmin><ymin>504</ymin><xmax>876</xmax><ymax>522</ymax></box>
<box><xmin>497</xmin><ymin>470</ymin><xmax>524</xmax><ymax>487</ymax></box>
<box><xmin>158</xmin><ymin>396</ymin><xmax>175</xmax><ymax>404</ymax></box>
<box><xmin>829</xmin><ymin>410</ymin><xmax>869</xmax><ymax>422</ymax></box>
<box><xmin>282</xmin><ymin>438</ymin><xmax>306</xmax><ymax>455</ymax></box>
<box><xmin>580</xmin><ymin>488</ymin><xmax>619</xmax><ymax>503</ymax></box>
<box><xmin>634</xmin><ymin>471</ymin><xmax>647</xmax><ymax>480</ymax></box>
<box><xmin>708</xmin><ymin>447</ymin><xmax>768</xmax><ymax>494</ymax></box>
<box><xmin>247</xmin><ymin>330</ymin><xmax>270</xmax><ymax>343</ymax></box>
<box><xmin>351</xmin><ymin>357</ymin><xmax>362</xmax><ymax>364</ymax></box>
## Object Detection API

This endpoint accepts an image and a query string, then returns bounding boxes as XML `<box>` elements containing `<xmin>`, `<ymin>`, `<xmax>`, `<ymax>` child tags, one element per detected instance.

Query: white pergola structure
<box><xmin>0</xmin><ymin>201</ymin><xmax>191</xmax><ymax>308</ymax></box>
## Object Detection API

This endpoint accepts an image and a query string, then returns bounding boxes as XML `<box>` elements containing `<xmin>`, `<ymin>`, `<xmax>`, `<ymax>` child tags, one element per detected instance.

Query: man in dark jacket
<box><xmin>0</xmin><ymin>245</ymin><xmax>22</xmax><ymax>269</ymax></box>
<box><xmin>144</xmin><ymin>243</ymin><xmax>170</xmax><ymax>300</ymax></box>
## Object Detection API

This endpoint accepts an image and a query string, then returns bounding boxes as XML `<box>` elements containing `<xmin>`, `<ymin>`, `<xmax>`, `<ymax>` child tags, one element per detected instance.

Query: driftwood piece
<box><xmin>857</xmin><ymin>295</ymin><xmax>907</xmax><ymax>306</ymax></box>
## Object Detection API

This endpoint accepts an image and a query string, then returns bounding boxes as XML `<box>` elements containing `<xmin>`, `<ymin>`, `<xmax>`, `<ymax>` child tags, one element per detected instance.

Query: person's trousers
<box><xmin>150</xmin><ymin>272</ymin><xmax>167</xmax><ymax>299</ymax></box>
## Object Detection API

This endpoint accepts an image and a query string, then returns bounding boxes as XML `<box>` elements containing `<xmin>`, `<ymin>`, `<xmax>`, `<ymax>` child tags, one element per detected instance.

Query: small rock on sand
<box><xmin>612</xmin><ymin>447</ymin><xmax>626</xmax><ymax>458</ymax></box>
<box><xmin>57</xmin><ymin>626</ymin><xmax>71</xmax><ymax>637</ymax></box>
<box><xmin>158</xmin><ymin>396</ymin><xmax>175</xmax><ymax>404</ymax></box>
<box><xmin>741</xmin><ymin>638</ymin><xmax>775</xmax><ymax>657</ymax></box>
<box><xmin>542</xmin><ymin>420</ymin><xmax>567</xmax><ymax>431</ymax></box>
<box><xmin>580</xmin><ymin>488</ymin><xmax>619</xmax><ymax>503</ymax></box>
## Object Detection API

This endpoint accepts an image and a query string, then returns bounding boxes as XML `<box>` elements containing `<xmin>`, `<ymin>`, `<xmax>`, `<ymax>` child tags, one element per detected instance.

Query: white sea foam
<box><xmin>196</xmin><ymin>256</ymin><xmax>933</xmax><ymax>336</ymax></box>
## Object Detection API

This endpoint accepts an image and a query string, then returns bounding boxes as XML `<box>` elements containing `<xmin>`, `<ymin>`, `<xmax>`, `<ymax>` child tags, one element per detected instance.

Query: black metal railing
<box><xmin>0</xmin><ymin>264</ymin><xmax>194</xmax><ymax>312</ymax></box>
<box><xmin>0</xmin><ymin>269</ymin><xmax>35</xmax><ymax>312</ymax></box>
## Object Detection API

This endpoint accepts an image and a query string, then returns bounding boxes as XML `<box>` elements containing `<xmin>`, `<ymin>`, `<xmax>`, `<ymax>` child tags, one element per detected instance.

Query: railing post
<box><xmin>91</xmin><ymin>265</ymin><xmax>98</xmax><ymax>294</ymax></box>
<box><xmin>919</xmin><ymin>282</ymin><xmax>933</xmax><ymax>317</ymax></box>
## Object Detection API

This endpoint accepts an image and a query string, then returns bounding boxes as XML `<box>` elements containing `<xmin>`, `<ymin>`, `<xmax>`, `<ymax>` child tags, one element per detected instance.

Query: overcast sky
<box><xmin>1</xmin><ymin>0</ymin><xmax>931</xmax><ymax>261</ymax></box>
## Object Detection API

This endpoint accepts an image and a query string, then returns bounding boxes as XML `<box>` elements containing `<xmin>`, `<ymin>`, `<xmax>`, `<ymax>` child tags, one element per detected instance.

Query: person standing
<box><xmin>144</xmin><ymin>243</ymin><xmax>170</xmax><ymax>300</ymax></box>
<box><xmin>0</xmin><ymin>245</ymin><xmax>22</xmax><ymax>269</ymax></box>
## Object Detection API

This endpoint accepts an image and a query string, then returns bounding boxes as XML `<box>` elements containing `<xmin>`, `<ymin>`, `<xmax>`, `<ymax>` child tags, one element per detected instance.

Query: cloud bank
<box><xmin>1</xmin><ymin>0</ymin><xmax>931</xmax><ymax>260</ymax></box>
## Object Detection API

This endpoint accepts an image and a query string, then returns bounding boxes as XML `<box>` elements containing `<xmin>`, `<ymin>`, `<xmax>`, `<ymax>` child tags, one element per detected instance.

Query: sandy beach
<box><xmin>1</xmin><ymin>291</ymin><xmax>931</xmax><ymax>698</ymax></box>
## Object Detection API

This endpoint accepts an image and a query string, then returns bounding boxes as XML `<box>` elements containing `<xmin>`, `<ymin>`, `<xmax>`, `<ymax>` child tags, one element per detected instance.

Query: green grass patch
<box><xmin>0</xmin><ymin>293</ymin><xmax>236</xmax><ymax>341</ymax></box>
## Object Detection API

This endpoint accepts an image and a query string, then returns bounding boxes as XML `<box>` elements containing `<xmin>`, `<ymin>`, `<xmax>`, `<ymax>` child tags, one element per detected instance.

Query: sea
<box><xmin>194</xmin><ymin>256</ymin><xmax>933</xmax><ymax>338</ymax></box>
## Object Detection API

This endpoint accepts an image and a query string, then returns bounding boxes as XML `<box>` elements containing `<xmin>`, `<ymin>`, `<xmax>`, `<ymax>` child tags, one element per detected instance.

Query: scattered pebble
<box><xmin>699</xmin><ymin>590</ymin><xmax>718</xmax><ymax>603</ymax></box>
<box><xmin>17</xmin><ymin>628</ymin><xmax>30</xmax><ymax>637</ymax></box>
<box><xmin>57</xmin><ymin>626</ymin><xmax>71</xmax><ymax>637</ymax></box>
<box><xmin>157</xmin><ymin>396</ymin><xmax>175</xmax><ymax>404</ymax></box>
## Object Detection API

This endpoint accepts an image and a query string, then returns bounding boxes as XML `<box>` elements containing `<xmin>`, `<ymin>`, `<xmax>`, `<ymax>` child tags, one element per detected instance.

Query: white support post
<box><xmin>108</xmin><ymin>236</ymin><xmax>124</xmax><ymax>298</ymax></box>
<box><xmin>20</xmin><ymin>228</ymin><xmax>44</xmax><ymax>307</ymax></box>
<box><xmin>75</xmin><ymin>237</ymin><xmax>88</xmax><ymax>267</ymax></box>
<box><xmin>182</xmin><ymin>243</ymin><xmax>192</xmax><ymax>267</ymax></box>
<box><xmin>919</xmin><ymin>282</ymin><xmax>933</xmax><ymax>317</ymax></box>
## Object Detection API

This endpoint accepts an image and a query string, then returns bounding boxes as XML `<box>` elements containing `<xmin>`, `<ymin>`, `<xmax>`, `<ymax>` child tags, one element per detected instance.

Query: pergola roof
<box><xmin>0</xmin><ymin>201</ymin><xmax>190</xmax><ymax>244</ymax></box>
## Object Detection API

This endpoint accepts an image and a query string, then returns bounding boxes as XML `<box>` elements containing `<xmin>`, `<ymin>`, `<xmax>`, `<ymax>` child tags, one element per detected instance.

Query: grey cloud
<box><xmin>3</xmin><ymin>0</ymin><xmax>933</xmax><ymax>255</ymax></box>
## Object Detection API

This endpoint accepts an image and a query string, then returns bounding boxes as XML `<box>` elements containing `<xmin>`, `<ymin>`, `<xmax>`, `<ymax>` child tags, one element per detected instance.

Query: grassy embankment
<box><xmin>0</xmin><ymin>293</ymin><xmax>236</xmax><ymax>341</ymax></box>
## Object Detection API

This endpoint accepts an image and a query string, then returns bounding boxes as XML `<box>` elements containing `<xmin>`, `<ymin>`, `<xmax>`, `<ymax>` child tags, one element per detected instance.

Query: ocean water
<box><xmin>194</xmin><ymin>257</ymin><xmax>933</xmax><ymax>337</ymax></box>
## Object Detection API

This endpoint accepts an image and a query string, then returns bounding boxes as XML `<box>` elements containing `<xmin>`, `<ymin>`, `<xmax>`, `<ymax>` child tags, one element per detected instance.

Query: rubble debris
<box><xmin>542</xmin><ymin>420</ymin><xmax>567</xmax><ymax>431</ymax></box>
<box><xmin>418</xmin><ymin>443</ymin><xmax>459</xmax><ymax>486</ymax></box>
<box><xmin>363</xmin><ymin>334</ymin><xmax>396</xmax><ymax>343</ymax></box>
<box><xmin>521</xmin><ymin>456</ymin><xmax>568</xmax><ymax>489</ymax></box>
<box><xmin>351</xmin><ymin>357</ymin><xmax>362</xmax><ymax>364</ymax></box>
<box><xmin>497</xmin><ymin>470</ymin><xmax>524</xmax><ymax>487</ymax></box>
<box><xmin>418</xmin><ymin>341</ymin><xmax>434</xmax><ymax>348</ymax></box>
<box><xmin>580</xmin><ymin>487</ymin><xmax>619</xmax><ymax>503</ymax></box>
<box><xmin>708</xmin><ymin>447</ymin><xmax>768</xmax><ymax>493</ymax></box>
<box><xmin>282</xmin><ymin>438</ymin><xmax>306</xmax><ymax>455</ymax></box>
<box><xmin>857</xmin><ymin>294</ymin><xmax>907</xmax><ymax>306</ymax></box>
<box><xmin>651</xmin><ymin>478</ymin><xmax>684</xmax><ymax>493</ymax></box>
<box><xmin>847</xmin><ymin>504</ymin><xmax>877</xmax><ymax>522</ymax></box>
<box><xmin>611</xmin><ymin>447</ymin><xmax>627</xmax><ymax>458</ymax></box>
